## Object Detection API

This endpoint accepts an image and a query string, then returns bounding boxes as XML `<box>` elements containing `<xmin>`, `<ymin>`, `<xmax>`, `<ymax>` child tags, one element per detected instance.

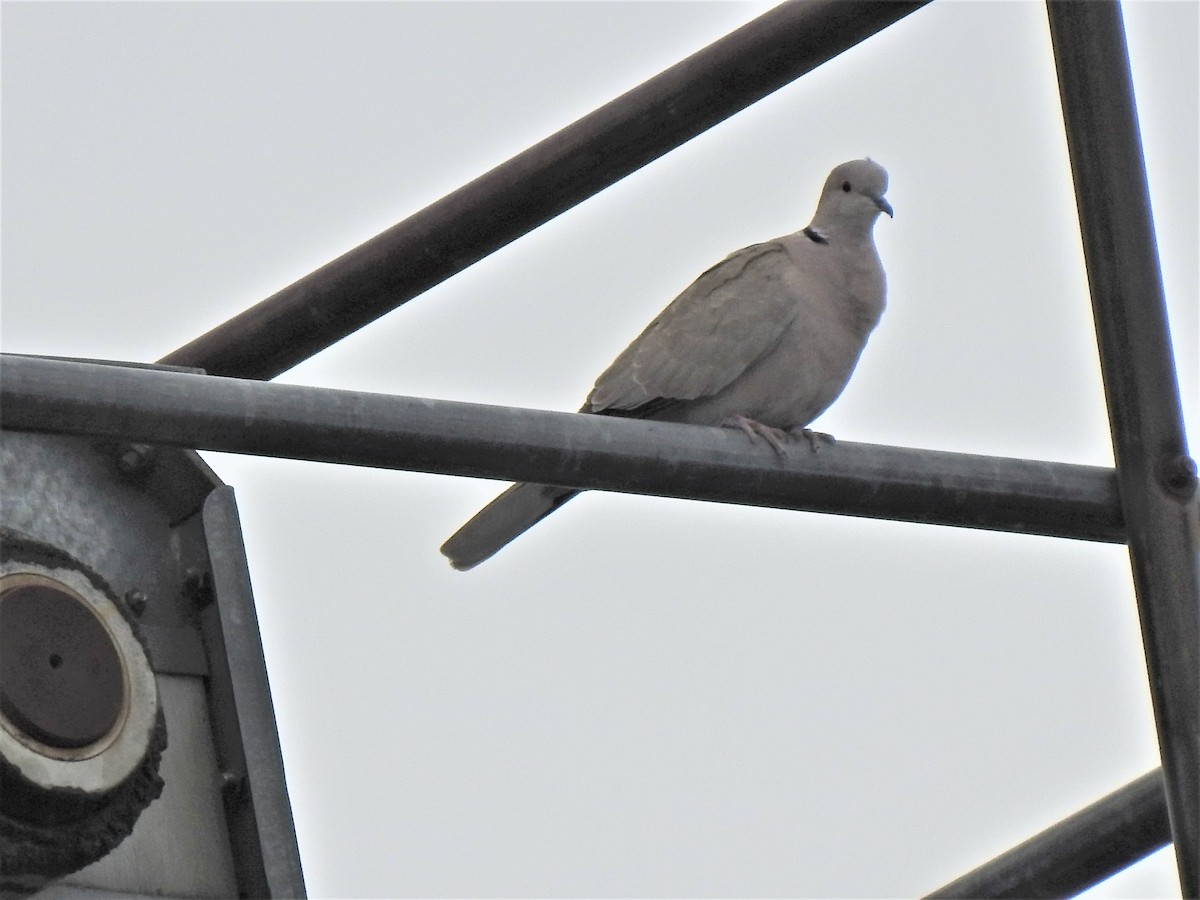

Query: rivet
<box><xmin>1159</xmin><ymin>454</ymin><xmax>1198</xmax><ymax>499</ymax></box>
<box><xmin>116</xmin><ymin>443</ymin><xmax>156</xmax><ymax>476</ymax></box>
<box><xmin>124</xmin><ymin>589</ymin><xmax>148</xmax><ymax>617</ymax></box>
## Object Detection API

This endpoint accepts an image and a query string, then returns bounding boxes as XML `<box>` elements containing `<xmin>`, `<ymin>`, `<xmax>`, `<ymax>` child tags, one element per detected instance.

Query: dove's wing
<box><xmin>586</xmin><ymin>241</ymin><xmax>798</xmax><ymax>414</ymax></box>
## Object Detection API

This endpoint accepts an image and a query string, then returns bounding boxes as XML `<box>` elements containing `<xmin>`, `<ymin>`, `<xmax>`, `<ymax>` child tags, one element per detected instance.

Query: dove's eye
<box><xmin>841</xmin><ymin>181</ymin><xmax>852</xmax><ymax>192</ymax></box>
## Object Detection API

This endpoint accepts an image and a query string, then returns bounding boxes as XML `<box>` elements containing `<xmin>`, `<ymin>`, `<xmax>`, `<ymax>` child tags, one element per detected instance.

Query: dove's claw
<box><xmin>787</xmin><ymin>427</ymin><xmax>835</xmax><ymax>453</ymax></box>
<box><xmin>723</xmin><ymin>415</ymin><xmax>790</xmax><ymax>457</ymax></box>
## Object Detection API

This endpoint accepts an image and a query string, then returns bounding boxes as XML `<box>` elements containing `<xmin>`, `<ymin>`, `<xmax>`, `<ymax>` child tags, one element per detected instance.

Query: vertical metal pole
<box><xmin>1046</xmin><ymin>2</ymin><xmax>1200</xmax><ymax>893</ymax></box>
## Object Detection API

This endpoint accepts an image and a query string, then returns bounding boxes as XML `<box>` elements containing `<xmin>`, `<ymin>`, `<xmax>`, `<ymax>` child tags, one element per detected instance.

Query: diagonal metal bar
<box><xmin>0</xmin><ymin>355</ymin><xmax>1123</xmax><ymax>544</ymax></box>
<box><xmin>157</xmin><ymin>0</ymin><xmax>928</xmax><ymax>380</ymax></box>
<box><xmin>925</xmin><ymin>769</ymin><xmax>1171</xmax><ymax>898</ymax></box>
<box><xmin>1047</xmin><ymin>1</ymin><xmax>1200</xmax><ymax>894</ymax></box>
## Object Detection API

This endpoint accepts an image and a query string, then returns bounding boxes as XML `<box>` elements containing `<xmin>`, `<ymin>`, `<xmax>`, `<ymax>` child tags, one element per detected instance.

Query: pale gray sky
<box><xmin>3</xmin><ymin>1</ymin><xmax>1197</xmax><ymax>896</ymax></box>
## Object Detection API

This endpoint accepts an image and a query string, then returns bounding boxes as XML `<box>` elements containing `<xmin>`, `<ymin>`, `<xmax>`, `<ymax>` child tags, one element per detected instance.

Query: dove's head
<box><xmin>811</xmin><ymin>159</ymin><xmax>892</xmax><ymax>237</ymax></box>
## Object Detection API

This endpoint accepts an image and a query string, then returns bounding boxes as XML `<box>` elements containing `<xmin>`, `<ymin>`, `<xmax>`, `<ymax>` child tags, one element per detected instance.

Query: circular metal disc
<box><xmin>0</xmin><ymin>583</ymin><xmax>126</xmax><ymax>748</ymax></box>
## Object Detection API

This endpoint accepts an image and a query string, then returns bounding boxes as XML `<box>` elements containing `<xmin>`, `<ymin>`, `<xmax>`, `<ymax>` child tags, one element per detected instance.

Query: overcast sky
<box><xmin>4</xmin><ymin>1</ymin><xmax>1197</xmax><ymax>897</ymax></box>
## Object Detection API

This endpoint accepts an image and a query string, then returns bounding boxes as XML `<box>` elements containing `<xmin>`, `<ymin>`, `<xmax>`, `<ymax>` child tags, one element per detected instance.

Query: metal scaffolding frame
<box><xmin>3</xmin><ymin>1</ymin><xmax>1195</xmax><ymax>895</ymax></box>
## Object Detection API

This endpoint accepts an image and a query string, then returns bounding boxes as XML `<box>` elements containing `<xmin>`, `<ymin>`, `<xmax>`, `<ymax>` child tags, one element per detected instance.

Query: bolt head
<box><xmin>1159</xmin><ymin>453</ymin><xmax>1198</xmax><ymax>499</ymax></box>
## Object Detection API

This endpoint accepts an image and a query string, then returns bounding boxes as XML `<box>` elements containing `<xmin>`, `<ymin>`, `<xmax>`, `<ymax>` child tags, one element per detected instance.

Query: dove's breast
<box><xmin>668</xmin><ymin>240</ymin><xmax>884</xmax><ymax>430</ymax></box>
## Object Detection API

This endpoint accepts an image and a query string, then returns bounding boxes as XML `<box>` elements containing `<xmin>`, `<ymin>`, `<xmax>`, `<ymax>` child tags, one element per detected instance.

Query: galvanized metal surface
<box><xmin>926</xmin><ymin>769</ymin><xmax>1171</xmax><ymax>898</ymax></box>
<box><xmin>1047</xmin><ymin>2</ymin><xmax>1200</xmax><ymax>892</ymax></box>
<box><xmin>157</xmin><ymin>0</ymin><xmax>928</xmax><ymax>380</ymax></box>
<box><xmin>60</xmin><ymin>676</ymin><xmax>240</xmax><ymax>899</ymax></box>
<box><xmin>2</xmin><ymin>430</ymin><xmax>303</xmax><ymax>897</ymax></box>
<box><xmin>1</xmin><ymin>355</ymin><xmax>1123</xmax><ymax>546</ymax></box>
<box><xmin>0</xmin><ymin>431</ymin><xmax>211</xmax><ymax>671</ymax></box>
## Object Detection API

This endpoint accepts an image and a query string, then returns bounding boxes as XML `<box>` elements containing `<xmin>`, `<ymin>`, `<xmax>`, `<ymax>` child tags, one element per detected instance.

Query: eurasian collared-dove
<box><xmin>442</xmin><ymin>158</ymin><xmax>892</xmax><ymax>570</ymax></box>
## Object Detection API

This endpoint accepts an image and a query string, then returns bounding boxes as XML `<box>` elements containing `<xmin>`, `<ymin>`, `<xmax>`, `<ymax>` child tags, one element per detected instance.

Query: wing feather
<box><xmin>586</xmin><ymin>242</ymin><xmax>797</xmax><ymax>413</ymax></box>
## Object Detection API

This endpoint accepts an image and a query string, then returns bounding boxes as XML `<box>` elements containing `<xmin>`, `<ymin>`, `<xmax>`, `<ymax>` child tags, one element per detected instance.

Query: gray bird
<box><xmin>442</xmin><ymin>158</ymin><xmax>892</xmax><ymax>570</ymax></box>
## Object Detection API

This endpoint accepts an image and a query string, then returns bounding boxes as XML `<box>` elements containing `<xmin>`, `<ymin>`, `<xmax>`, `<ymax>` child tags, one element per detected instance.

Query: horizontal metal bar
<box><xmin>157</xmin><ymin>0</ymin><xmax>928</xmax><ymax>380</ymax></box>
<box><xmin>1047</xmin><ymin>2</ymin><xmax>1200</xmax><ymax>893</ymax></box>
<box><xmin>2</xmin><ymin>351</ymin><xmax>205</xmax><ymax>376</ymax></box>
<box><xmin>925</xmin><ymin>769</ymin><xmax>1171</xmax><ymax>898</ymax></box>
<box><xmin>1</xmin><ymin>355</ymin><xmax>1123</xmax><ymax>543</ymax></box>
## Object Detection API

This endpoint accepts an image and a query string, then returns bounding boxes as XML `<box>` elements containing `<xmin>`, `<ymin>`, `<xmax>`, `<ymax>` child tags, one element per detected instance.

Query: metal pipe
<box><xmin>925</xmin><ymin>769</ymin><xmax>1170</xmax><ymax>898</ymax></box>
<box><xmin>1</xmin><ymin>355</ymin><xmax>1122</xmax><ymax>543</ymax></box>
<box><xmin>1047</xmin><ymin>3</ymin><xmax>1200</xmax><ymax>893</ymax></box>
<box><xmin>157</xmin><ymin>0</ymin><xmax>928</xmax><ymax>380</ymax></box>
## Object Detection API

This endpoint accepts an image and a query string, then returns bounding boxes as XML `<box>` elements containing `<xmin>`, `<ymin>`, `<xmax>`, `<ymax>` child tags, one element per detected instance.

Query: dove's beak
<box><xmin>875</xmin><ymin>196</ymin><xmax>894</xmax><ymax>218</ymax></box>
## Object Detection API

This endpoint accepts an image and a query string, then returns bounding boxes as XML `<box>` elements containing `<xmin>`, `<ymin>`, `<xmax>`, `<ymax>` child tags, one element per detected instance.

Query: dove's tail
<box><xmin>440</xmin><ymin>483</ymin><xmax>580</xmax><ymax>570</ymax></box>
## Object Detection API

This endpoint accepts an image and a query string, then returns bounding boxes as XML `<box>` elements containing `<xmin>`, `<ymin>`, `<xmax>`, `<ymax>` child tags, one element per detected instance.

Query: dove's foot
<box><xmin>787</xmin><ymin>426</ymin><xmax>835</xmax><ymax>453</ymax></box>
<box><xmin>722</xmin><ymin>415</ymin><xmax>790</xmax><ymax>457</ymax></box>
